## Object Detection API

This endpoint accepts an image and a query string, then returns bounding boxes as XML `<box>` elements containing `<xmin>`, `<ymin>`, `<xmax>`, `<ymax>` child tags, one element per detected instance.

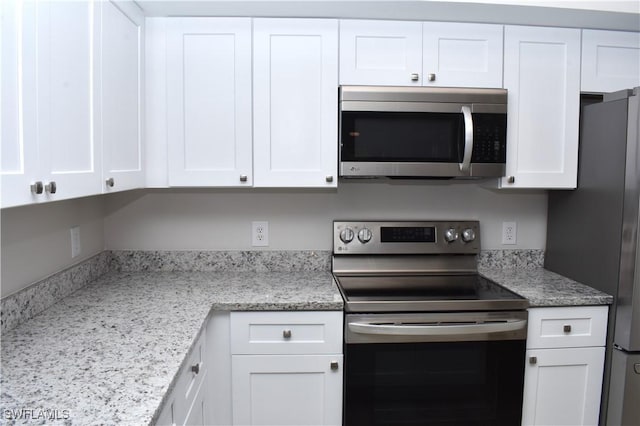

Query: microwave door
<box><xmin>339</xmin><ymin>110</ymin><xmax>467</xmax><ymax>178</ymax></box>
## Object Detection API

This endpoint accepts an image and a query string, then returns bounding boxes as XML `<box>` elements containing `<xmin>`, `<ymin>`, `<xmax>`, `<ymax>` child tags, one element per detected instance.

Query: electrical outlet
<box><xmin>502</xmin><ymin>222</ymin><xmax>517</xmax><ymax>245</ymax></box>
<box><xmin>70</xmin><ymin>226</ymin><xmax>81</xmax><ymax>258</ymax></box>
<box><xmin>252</xmin><ymin>221</ymin><xmax>269</xmax><ymax>247</ymax></box>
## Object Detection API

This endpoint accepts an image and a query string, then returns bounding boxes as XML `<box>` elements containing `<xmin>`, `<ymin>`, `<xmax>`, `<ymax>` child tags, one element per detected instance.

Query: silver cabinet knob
<box><xmin>507</xmin><ymin>176</ymin><xmax>515</xmax><ymax>184</ymax></box>
<box><xmin>191</xmin><ymin>363</ymin><xmax>200</xmax><ymax>375</ymax></box>
<box><xmin>444</xmin><ymin>228</ymin><xmax>459</xmax><ymax>243</ymax></box>
<box><xmin>461</xmin><ymin>228</ymin><xmax>476</xmax><ymax>243</ymax></box>
<box><xmin>106</xmin><ymin>177</ymin><xmax>115</xmax><ymax>187</ymax></box>
<box><xmin>240</xmin><ymin>175</ymin><xmax>248</xmax><ymax>182</ymax></box>
<box><xmin>634</xmin><ymin>363</ymin><xmax>640</xmax><ymax>374</ymax></box>
<box><xmin>325</xmin><ymin>175</ymin><xmax>334</xmax><ymax>183</ymax></box>
<box><xmin>330</xmin><ymin>361</ymin><xmax>339</xmax><ymax>371</ymax></box>
<box><xmin>563</xmin><ymin>324</ymin><xmax>572</xmax><ymax>333</ymax></box>
<box><xmin>45</xmin><ymin>181</ymin><xmax>57</xmax><ymax>194</ymax></box>
<box><xmin>283</xmin><ymin>329</ymin><xmax>292</xmax><ymax>339</ymax></box>
<box><xmin>428</xmin><ymin>73</ymin><xmax>436</xmax><ymax>82</ymax></box>
<box><xmin>30</xmin><ymin>181</ymin><xmax>44</xmax><ymax>194</ymax></box>
<box><xmin>410</xmin><ymin>73</ymin><xmax>420</xmax><ymax>82</ymax></box>
<box><xmin>529</xmin><ymin>356</ymin><xmax>537</xmax><ymax>365</ymax></box>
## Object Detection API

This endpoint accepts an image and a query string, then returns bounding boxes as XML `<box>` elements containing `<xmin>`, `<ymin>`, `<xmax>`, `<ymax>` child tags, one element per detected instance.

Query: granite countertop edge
<box><xmin>1</xmin><ymin>266</ymin><xmax>613</xmax><ymax>425</ymax></box>
<box><xmin>479</xmin><ymin>266</ymin><xmax>615</xmax><ymax>307</ymax></box>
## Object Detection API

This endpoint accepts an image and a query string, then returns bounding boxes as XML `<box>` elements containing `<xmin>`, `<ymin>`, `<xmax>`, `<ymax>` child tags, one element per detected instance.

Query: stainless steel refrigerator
<box><xmin>546</xmin><ymin>87</ymin><xmax>640</xmax><ymax>425</ymax></box>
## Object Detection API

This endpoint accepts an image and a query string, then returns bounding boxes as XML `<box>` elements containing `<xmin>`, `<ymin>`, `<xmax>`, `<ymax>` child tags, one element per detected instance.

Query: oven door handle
<box><xmin>348</xmin><ymin>319</ymin><xmax>527</xmax><ymax>336</ymax></box>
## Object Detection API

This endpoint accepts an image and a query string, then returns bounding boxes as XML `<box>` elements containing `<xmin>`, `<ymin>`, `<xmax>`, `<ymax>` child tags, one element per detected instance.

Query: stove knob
<box><xmin>444</xmin><ymin>228</ymin><xmax>459</xmax><ymax>243</ymax></box>
<box><xmin>358</xmin><ymin>228</ymin><xmax>372</xmax><ymax>243</ymax></box>
<box><xmin>462</xmin><ymin>228</ymin><xmax>476</xmax><ymax>243</ymax></box>
<box><xmin>340</xmin><ymin>227</ymin><xmax>355</xmax><ymax>244</ymax></box>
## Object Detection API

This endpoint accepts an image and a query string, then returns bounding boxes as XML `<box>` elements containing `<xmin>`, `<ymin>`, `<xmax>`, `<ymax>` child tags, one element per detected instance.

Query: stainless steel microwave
<box><xmin>339</xmin><ymin>86</ymin><xmax>508</xmax><ymax>179</ymax></box>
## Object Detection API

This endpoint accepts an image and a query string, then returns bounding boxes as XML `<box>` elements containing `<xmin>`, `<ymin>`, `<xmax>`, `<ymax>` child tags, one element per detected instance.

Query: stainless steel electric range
<box><xmin>332</xmin><ymin>220</ymin><xmax>529</xmax><ymax>426</ymax></box>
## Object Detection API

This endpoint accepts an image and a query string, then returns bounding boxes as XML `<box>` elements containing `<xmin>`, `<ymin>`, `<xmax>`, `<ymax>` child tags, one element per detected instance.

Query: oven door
<box><xmin>344</xmin><ymin>312</ymin><xmax>527</xmax><ymax>426</ymax></box>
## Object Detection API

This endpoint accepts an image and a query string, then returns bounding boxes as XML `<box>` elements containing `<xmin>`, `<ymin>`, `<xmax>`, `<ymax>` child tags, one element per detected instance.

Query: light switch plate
<box><xmin>71</xmin><ymin>226</ymin><xmax>81</xmax><ymax>258</ymax></box>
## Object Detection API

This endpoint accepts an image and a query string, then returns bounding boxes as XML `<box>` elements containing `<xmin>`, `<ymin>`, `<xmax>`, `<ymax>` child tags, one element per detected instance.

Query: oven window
<box><xmin>344</xmin><ymin>340</ymin><xmax>525</xmax><ymax>426</ymax></box>
<box><xmin>341</xmin><ymin>111</ymin><xmax>464</xmax><ymax>162</ymax></box>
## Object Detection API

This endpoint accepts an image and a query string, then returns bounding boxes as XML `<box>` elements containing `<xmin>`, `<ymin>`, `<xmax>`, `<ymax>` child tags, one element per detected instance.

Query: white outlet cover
<box><xmin>502</xmin><ymin>221</ymin><xmax>517</xmax><ymax>245</ymax></box>
<box><xmin>252</xmin><ymin>221</ymin><xmax>269</xmax><ymax>247</ymax></box>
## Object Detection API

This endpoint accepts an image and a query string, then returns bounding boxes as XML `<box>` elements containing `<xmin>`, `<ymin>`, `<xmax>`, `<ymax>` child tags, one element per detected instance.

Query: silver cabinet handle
<box><xmin>563</xmin><ymin>324</ymin><xmax>572</xmax><ymax>333</ymax></box>
<box><xmin>348</xmin><ymin>319</ymin><xmax>527</xmax><ymax>337</ymax></box>
<box><xmin>45</xmin><ymin>181</ymin><xmax>57</xmax><ymax>194</ymax></box>
<box><xmin>634</xmin><ymin>363</ymin><xmax>640</xmax><ymax>374</ymax></box>
<box><xmin>410</xmin><ymin>73</ymin><xmax>419</xmax><ymax>82</ymax></box>
<box><xmin>428</xmin><ymin>73</ymin><xmax>436</xmax><ymax>82</ymax></box>
<box><xmin>106</xmin><ymin>177</ymin><xmax>115</xmax><ymax>187</ymax></box>
<box><xmin>30</xmin><ymin>181</ymin><xmax>44</xmax><ymax>194</ymax></box>
<box><xmin>330</xmin><ymin>361</ymin><xmax>339</xmax><ymax>371</ymax></box>
<box><xmin>507</xmin><ymin>176</ymin><xmax>515</xmax><ymax>184</ymax></box>
<box><xmin>191</xmin><ymin>363</ymin><xmax>200</xmax><ymax>375</ymax></box>
<box><xmin>459</xmin><ymin>105</ymin><xmax>474</xmax><ymax>173</ymax></box>
<box><xmin>325</xmin><ymin>175</ymin><xmax>334</xmax><ymax>183</ymax></box>
<box><xmin>240</xmin><ymin>175</ymin><xmax>248</xmax><ymax>182</ymax></box>
<box><xmin>529</xmin><ymin>356</ymin><xmax>537</xmax><ymax>365</ymax></box>
<box><xmin>283</xmin><ymin>329</ymin><xmax>292</xmax><ymax>339</ymax></box>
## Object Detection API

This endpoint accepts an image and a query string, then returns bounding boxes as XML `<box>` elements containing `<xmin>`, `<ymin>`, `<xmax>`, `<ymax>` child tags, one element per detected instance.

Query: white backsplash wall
<box><xmin>1</xmin><ymin>196</ymin><xmax>106</xmax><ymax>297</ymax></box>
<box><xmin>103</xmin><ymin>181</ymin><xmax>547</xmax><ymax>251</ymax></box>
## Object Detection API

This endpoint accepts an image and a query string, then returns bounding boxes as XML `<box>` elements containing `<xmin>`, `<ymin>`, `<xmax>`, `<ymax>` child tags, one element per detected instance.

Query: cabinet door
<box><xmin>423</xmin><ymin>22</ymin><xmax>503</xmax><ymax>88</ymax></box>
<box><xmin>501</xmin><ymin>26</ymin><xmax>581</xmax><ymax>189</ymax></box>
<box><xmin>253</xmin><ymin>19</ymin><xmax>338</xmax><ymax>188</ymax></box>
<box><xmin>232</xmin><ymin>354</ymin><xmax>343</xmax><ymax>425</ymax></box>
<box><xmin>166</xmin><ymin>18</ymin><xmax>252</xmax><ymax>187</ymax></box>
<box><xmin>581</xmin><ymin>30</ymin><xmax>640</xmax><ymax>93</ymax></box>
<box><xmin>522</xmin><ymin>347</ymin><xmax>605</xmax><ymax>426</ymax></box>
<box><xmin>1</xmin><ymin>0</ymin><xmax>39</xmax><ymax>207</ymax></box>
<box><xmin>37</xmin><ymin>0</ymin><xmax>102</xmax><ymax>201</ymax></box>
<box><xmin>339</xmin><ymin>20</ymin><xmax>423</xmax><ymax>86</ymax></box>
<box><xmin>101</xmin><ymin>0</ymin><xmax>144</xmax><ymax>193</ymax></box>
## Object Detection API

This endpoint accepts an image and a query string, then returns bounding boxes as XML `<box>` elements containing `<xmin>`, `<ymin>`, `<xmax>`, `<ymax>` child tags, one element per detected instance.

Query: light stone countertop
<box><xmin>0</xmin><ymin>263</ymin><xmax>613</xmax><ymax>425</ymax></box>
<box><xmin>0</xmin><ymin>271</ymin><xmax>342</xmax><ymax>425</ymax></box>
<box><xmin>480</xmin><ymin>266</ymin><xmax>614</xmax><ymax>307</ymax></box>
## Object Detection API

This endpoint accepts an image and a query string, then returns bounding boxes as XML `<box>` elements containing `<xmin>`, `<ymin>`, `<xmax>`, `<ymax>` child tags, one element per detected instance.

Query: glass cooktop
<box><xmin>333</xmin><ymin>274</ymin><xmax>528</xmax><ymax>313</ymax></box>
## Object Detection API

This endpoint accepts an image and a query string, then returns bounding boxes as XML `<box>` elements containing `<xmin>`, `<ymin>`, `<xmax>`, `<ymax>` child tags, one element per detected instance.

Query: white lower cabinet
<box><xmin>232</xmin><ymin>354</ymin><xmax>343</xmax><ymax>425</ymax></box>
<box><xmin>522</xmin><ymin>306</ymin><xmax>608</xmax><ymax>426</ymax></box>
<box><xmin>229</xmin><ymin>311</ymin><xmax>343</xmax><ymax>425</ymax></box>
<box><xmin>156</xmin><ymin>326</ymin><xmax>211</xmax><ymax>426</ymax></box>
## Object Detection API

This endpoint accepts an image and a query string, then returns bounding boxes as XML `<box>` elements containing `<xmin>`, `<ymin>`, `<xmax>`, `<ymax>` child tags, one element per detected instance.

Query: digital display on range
<box><xmin>380</xmin><ymin>227</ymin><xmax>436</xmax><ymax>243</ymax></box>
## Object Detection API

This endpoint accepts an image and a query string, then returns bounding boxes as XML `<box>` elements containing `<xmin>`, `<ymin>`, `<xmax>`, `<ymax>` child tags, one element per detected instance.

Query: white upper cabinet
<box><xmin>581</xmin><ymin>29</ymin><xmax>640</xmax><ymax>93</ymax></box>
<box><xmin>2</xmin><ymin>0</ymin><xmax>102</xmax><ymax>208</ymax></box>
<box><xmin>166</xmin><ymin>18</ymin><xmax>252</xmax><ymax>187</ymax></box>
<box><xmin>1</xmin><ymin>0</ymin><xmax>39</xmax><ymax>207</ymax></box>
<box><xmin>101</xmin><ymin>1</ymin><xmax>144</xmax><ymax>193</ymax></box>
<box><xmin>253</xmin><ymin>19</ymin><xmax>338</xmax><ymax>188</ymax></box>
<box><xmin>339</xmin><ymin>20</ymin><xmax>423</xmax><ymax>86</ymax></box>
<box><xmin>339</xmin><ymin>20</ymin><xmax>503</xmax><ymax>88</ymax></box>
<box><xmin>501</xmin><ymin>26</ymin><xmax>581</xmax><ymax>189</ymax></box>
<box><xmin>422</xmin><ymin>22</ymin><xmax>503</xmax><ymax>88</ymax></box>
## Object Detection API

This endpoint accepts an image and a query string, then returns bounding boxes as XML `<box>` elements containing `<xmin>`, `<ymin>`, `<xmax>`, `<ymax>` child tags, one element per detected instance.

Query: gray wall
<box><xmin>0</xmin><ymin>181</ymin><xmax>547</xmax><ymax>297</ymax></box>
<box><xmin>1</xmin><ymin>196</ymin><xmax>106</xmax><ymax>297</ymax></box>
<box><xmin>103</xmin><ymin>182</ymin><xmax>547</xmax><ymax>251</ymax></box>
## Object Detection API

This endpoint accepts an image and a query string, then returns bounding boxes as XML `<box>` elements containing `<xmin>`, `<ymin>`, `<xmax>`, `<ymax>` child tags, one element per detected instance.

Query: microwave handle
<box><xmin>459</xmin><ymin>106</ymin><xmax>473</xmax><ymax>173</ymax></box>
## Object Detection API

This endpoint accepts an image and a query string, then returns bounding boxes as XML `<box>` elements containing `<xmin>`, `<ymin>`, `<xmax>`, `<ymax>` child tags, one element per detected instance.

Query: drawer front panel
<box><xmin>230</xmin><ymin>311</ymin><xmax>343</xmax><ymax>354</ymax></box>
<box><xmin>172</xmin><ymin>329</ymin><xmax>207</xmax><ymax>422</ymax></box>
<box><xmin>527</xmin><ymin>306</ymin><xmax>608</xmax><ymax>349</ymax></box>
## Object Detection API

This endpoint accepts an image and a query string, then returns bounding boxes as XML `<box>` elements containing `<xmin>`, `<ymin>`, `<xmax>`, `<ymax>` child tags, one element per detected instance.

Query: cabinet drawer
<box><xmin>230</xmin><ymin>311</ymin><xmax>343</xmax><ymax>354</ymax></box>
<box><xmin>527</xmin><ymin>306</ymin><xmax>608</xmax><ymax>349</ymax></box>
<box><xmin>171</xmin><ymin>329</ymin><xmax>207</xmax><ymax>424</ymax></box>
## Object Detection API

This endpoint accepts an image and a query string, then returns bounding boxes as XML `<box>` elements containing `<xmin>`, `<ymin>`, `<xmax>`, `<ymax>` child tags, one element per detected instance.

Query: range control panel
<box><xmin>333</xmin><ymin>221</ymin><xmax>480</xmax><ymax>255</ymax></box>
